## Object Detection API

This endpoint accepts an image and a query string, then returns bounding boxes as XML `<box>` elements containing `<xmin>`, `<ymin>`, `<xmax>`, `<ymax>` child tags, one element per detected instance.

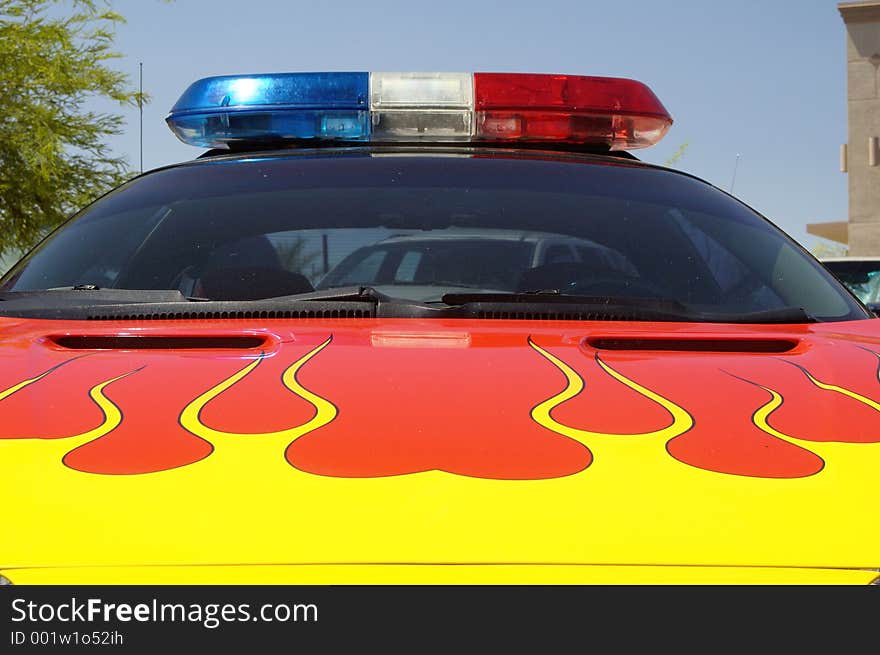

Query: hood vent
<box><xmin>587</xmin><ymin>337</ymin><xmax>798</xmax><ymax>353</ymax></box>
<box><xmin>476</xmin><ymin>310</ymin><xmax>641</xmax><ymax>321</ymax></box>
<box><xmin>52</xmin><ymin>335</ymin><xmax>267</xmax><ymax>350</ymax></box>
<box><xmin>84</xmin><ymin>308</ymin><xmax>372</xmax><ymax>321</ymax></box>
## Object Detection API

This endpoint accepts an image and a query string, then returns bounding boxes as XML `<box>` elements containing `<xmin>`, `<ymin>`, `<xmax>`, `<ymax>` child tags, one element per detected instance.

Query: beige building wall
<box><xmin>840</xmin><ymin>1</ymin><xmax>880</xmax><ymax>255</ymax></box>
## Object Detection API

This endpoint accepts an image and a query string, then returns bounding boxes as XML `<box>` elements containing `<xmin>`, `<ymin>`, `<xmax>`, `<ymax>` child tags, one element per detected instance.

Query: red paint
<box><xmin>287</xmin><ymin>332</ymin><xmax>591</xmax><ymax>479</ymax></box>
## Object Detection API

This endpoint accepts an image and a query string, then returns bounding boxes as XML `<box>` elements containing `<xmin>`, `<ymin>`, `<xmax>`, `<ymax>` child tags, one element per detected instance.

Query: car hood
<box><xmin>1</xmin><ymin>316</ymin><xmax>879</xmax><ymax>571</ymax></box>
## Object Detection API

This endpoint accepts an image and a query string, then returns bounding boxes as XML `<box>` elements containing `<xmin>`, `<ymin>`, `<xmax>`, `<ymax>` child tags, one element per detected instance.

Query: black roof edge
<box><xmin>196</xmin><ymin>140</ymin><xmax>641</xmax><ymax>161</ymax></box>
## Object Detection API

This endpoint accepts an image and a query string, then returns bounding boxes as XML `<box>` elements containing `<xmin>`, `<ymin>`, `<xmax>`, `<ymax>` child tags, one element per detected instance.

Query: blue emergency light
<box><xmin>167</xmin><ymin>72</ymin><xmax>369</xmax><ymax>146</ymax></box>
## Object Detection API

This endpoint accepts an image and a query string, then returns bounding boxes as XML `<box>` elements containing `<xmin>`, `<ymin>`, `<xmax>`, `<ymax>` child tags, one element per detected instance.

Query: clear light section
<box><xmin>167</xmin><ymin>72</ymin><xmax>369</xmax><ymax>146</ymax></box>
<box><xmin>371</xmin><ymin>331</ymin><xmax>471</xmax><ymax>349</ymax></box>
<box><xmin>371</xmin><ymin>111</ymin><xmax>471</xmax><ymax>140</ymax></box>
<box><xmin>370</xmin><ymin>72</ymin><xmax>473</xmax><ymax>109</ymax></box>
<box><xmin>370</xmin><ymin>72</ymin><xmax>473</xmax><ymax>141</ymax></box>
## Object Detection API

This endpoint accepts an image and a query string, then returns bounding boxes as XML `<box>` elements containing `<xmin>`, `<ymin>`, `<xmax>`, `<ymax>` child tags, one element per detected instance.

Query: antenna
<box><xmin>729</xmin><ymin>153</ymin><xmax>741</xmax><ymax>193</ymax></box>
<box><xmin>139</xmin><ymin>61</ymin><xmax>144</xmax><ymax>174</ymax></box>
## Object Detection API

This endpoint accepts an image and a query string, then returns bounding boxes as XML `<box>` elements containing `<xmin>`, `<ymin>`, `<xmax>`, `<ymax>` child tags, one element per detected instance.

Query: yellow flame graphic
<box><xmin>0</xmin><ymin>368</ymin><xmax>139</xmax><ymax>467</ymax></box>
<box><xmin>528</xmin><ymin>339</ymin><xmax>693</xmax><ymax>448</ymax></box>
<box><xmin>749</xmin><ymin>384</ymin><xmax>804</xmax><ymax>447</ymax></box>
<box><xmin>0</xmin><ymin>358</ymin><xmax>84</xmax><ymax>402</ymax></box>
<box><xmin>179</xmin><ymin>337</ymin><xmax>336</xmax><ymax>454</ymax></box>
<box><xmin>738</xmin><ymin>368</ymin><xmax>880</xmax><ymax>449</ymax></box>
<box><xmin>721</xmin><ymin>367</ymin><xmax>880</xmax><ymax>478</ymax></box>
<box><xmin>794</xmin><ymin>364</ymin><xmax>880</xmax><ymax>412</ymax></box>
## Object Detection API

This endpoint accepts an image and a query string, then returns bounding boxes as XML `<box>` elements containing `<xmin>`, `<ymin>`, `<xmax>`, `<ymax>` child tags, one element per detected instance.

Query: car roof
<box><xmin>126</xmin><ymin>145</ymin><xmax>721</xmax><ymax>208</ymax></box>
<box><xmin>373</xmin><ymin>228</ymin><xmax>609</xmax><ymax>245</ymax></box>
<box><xmin>821</xmin><ymin>256</ymin><xmax>880</xmax><ymax>263</ymax></box>
<box><xmin>155</xmin><ymin>144</ymin><xmax>692</xmax><ymax>180</ymax></box>
<box><xmin>195</xmin><ymin>143</ymin><xmax>644</xmax><ymax>163</ymax></box>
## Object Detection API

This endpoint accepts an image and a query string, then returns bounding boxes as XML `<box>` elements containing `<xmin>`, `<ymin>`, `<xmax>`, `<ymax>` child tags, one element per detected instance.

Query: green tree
<box><xmin>663</xmin><ymin>141</ymin><xmax>690</xmax><ymax>167</ymax></box>
<box><xmin>809</xmin><ymin>240</ymin><xmax>847</xmax><ymax>259</ymax></box>
<box><xmin>0</xmin><ymin>0</ymin><xmax>144</xmax><ymax>255</ymax></box>
<box><xmin>274</xmin><ymin>236</ymin><xmax>322</xmax><ymax>282</ymax></box>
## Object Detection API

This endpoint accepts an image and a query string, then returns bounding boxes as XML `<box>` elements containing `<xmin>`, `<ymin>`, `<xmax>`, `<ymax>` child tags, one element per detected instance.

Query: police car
<box><xmin>0</xmin><ymin>72</ymin><xmax>878</xmax><ymax>584</ymax></box>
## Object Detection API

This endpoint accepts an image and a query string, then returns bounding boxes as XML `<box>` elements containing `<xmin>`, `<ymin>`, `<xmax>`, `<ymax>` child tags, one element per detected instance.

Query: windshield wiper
<box><xmin>0</xmin><ymin>288</ymin><xmax>195</xmax><ymax>305</ymax></box>
<box><xmin>261</xmin><ymin>286</ymin><xmax>441</xmax><ymax>319</ymax></box>
<box><xmin>0</xmin><ymin>285</ymin><xmax>383</xmax><ymax>306</ymax></box>
<box><xmin>261</xmin><ymin>286</ymin><xmax>382</xmax><ymax>303</ymax></box>
<box><xmin>441</xmin><ymin>291</ymin><xmax>689</xmax><ymax>312</ymax></box>
<box><xmin>0</xmin><ymin>285</ymin><xmax>818</xmax><ymax>324</ymax></box>
<box><xmin>440</xmin><ymin>292</ymin><xmax>817</xmax><ymax>324</ymax></box>
<box><xmin>0</xmin><ymin>285</ymin><xmax>384</xmax><ymax>320</ymax></box>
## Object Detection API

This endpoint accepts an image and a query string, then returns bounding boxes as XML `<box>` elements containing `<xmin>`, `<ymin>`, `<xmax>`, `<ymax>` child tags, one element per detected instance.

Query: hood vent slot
<box><xmin>52</xmin><ymin>335</ymin><xmax>267</xmax><ymax>350</ymax></box>
<box><xmin>587</xmin><ymin>337</ymin><xmax>798</xmax><ymax>353</ymax></box>
<box><xmin>476</xmin><ymin>310</ymin><xmax>641</xmax><ymax>321</ymax></box>
<box><xmin>84</xmin><ymin>308</ymin><xmax>372</xmax><ymax>321</ymax></box>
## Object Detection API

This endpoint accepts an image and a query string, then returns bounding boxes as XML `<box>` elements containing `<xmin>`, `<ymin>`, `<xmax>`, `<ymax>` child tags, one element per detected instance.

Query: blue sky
<box><xmin>97</xmin><ymin>0</ymin><xmax>850</xmax><ymax>250</ymax></box>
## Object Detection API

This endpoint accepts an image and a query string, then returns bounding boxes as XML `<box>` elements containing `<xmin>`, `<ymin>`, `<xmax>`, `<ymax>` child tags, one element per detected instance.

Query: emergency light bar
<box><xmin>167</xmin><ymin>72</ymin><xmax>672</xmax><ymax>150</ymax></box>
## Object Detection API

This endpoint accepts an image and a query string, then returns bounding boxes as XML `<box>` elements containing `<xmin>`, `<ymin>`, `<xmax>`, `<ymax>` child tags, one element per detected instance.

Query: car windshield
<box><xmin>0</xmin><ymin>150</ymin><xmax>865</xmax><ymax>321</ymax></box>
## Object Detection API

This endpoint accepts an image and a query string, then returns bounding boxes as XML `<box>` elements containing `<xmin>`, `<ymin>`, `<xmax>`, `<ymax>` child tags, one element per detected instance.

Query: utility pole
<box><xmin>729</xmin><ymin>153</ymin><xmax>741</xmax><ymax>194</ymax></box>
<box><xmin>139</xmin><ymin>61</ymin><xmax>144</xmax><ymax>174</ymax></box>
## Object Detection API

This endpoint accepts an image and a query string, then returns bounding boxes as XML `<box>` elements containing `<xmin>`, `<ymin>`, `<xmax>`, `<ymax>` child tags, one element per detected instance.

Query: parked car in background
<box><xmin>820</xmin><ymin>257</ymin><xmax>880</xmax><ymax>314</ymax></box>
<box><xmin>316</xmin><ymin>229</ymin><xmax>639</xmax><ymax>302</ymax></box>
